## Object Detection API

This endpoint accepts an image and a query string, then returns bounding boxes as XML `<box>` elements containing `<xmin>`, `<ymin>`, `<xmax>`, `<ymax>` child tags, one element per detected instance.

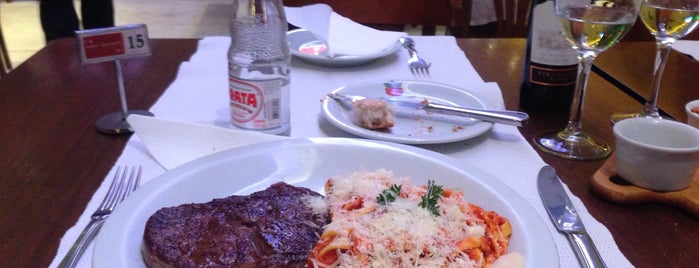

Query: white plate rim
<box><xmin>93</xmin><ymin>137</ymin><xmax>558</xmax><ymax>268</ymax></box>
<box><xmin>287</xmin><ymin>29</ymin><xmax>401</xmax><ymax>67</ymax></box>
<box><xmin>321</xmin><ymin>80</ymin><xmax>494</xmax><ymax>144</ymax></box>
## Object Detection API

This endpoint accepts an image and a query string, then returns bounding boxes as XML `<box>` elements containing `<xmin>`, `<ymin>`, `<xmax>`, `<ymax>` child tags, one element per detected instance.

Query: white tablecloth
<box><xmin>50</xmin><ymin>36</ymin><xmax>632</xmax><ymax>268</ymax></box>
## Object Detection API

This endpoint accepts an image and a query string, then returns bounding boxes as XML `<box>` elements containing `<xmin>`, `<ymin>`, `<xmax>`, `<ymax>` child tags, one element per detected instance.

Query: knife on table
<box><xmin>327</xmin><ymin>93</ymin><xmax>529</xmax><ymax>127</ymax></box>
<box><xmin>538</xmin><ymin>165</ymin><xmax>607</xmax><ymax>268</ymax></box>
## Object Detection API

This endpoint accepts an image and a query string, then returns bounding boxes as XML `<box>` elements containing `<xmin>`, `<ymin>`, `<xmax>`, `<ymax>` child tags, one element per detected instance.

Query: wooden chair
<box><xmin>0</xmin><ymin>15</ymin><xmax>12</xmax><ymax>78</ymax></box>
<box><xmin>455</xmin><ymin>0</ymin><xmax>531</xmax><ymax>38</ymax></box>
<box><xmin>283</xmin><ymin>0</ymin><xmax>472</xmax><ymax>36</ymax></box>
<box><xmin>494</xmin><ymin>0</ymin><xmax>531</xmax><ymax>38</ymax></box>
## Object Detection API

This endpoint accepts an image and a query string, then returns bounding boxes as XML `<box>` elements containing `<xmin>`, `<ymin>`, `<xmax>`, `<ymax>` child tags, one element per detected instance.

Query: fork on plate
<box><xmin>57</xmin><ymin>166</ymin><xmax>141</xmax><ymax>268</ymax></box>
<box><xmin>400</xmin><ymin>37</ymin><xmax>431</xmax><ymax>77</ymax></box>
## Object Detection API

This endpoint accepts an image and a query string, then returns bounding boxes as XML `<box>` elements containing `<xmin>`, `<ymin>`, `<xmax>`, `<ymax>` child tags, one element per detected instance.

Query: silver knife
<box><xmin>538</xmin><ymin>166</ymin><xmax>607</xmax><ymax>268</ymax></box>
<box><xmin>327</xmin><ymin>93</ymin><xmax>529</xmax><ymax>127</ymax></box>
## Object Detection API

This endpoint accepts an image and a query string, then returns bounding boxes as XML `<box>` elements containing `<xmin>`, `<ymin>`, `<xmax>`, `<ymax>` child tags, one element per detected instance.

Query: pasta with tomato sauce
<box><xmin>307</xmin><ymin>169</ymin><xmax>523</xmax><ymax>268</ymax></box>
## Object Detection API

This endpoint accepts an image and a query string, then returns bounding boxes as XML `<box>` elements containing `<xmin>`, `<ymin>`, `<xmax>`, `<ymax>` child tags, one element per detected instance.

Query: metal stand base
<box><xmin>95</xmin><ymin>110</ymin><xmax>153</xmax><ymax>134</ymax></box>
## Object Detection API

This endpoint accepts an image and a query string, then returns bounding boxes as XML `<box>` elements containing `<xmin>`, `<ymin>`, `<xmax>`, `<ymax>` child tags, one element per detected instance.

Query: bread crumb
<box><xmin>352</xmin><ymin>98</ymin><xmax>395</xmax><ymax>129</ymax></box>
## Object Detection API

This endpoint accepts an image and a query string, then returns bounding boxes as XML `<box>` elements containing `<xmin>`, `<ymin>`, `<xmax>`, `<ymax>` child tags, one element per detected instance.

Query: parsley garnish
<box><xmin>376</xmin><ymin>184</ymin><xmax>402</xmax><ymax>205</ymax></box>
<box><xmin>419</xmin><ymin>180</ymin><xmax>443</xmax><ymax>216</ymax></box>
<box><xmin>376</xmin><ymin>181</ymin><xmax>443</xmax><ymax>217</ymax></box>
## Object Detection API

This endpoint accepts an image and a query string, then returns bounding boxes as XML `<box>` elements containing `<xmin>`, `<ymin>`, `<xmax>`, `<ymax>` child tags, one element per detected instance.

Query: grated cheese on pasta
<box><xmin>307</xmin><ymin>169</ymin><xmax>524</xmax><ymax>268</ymax></box>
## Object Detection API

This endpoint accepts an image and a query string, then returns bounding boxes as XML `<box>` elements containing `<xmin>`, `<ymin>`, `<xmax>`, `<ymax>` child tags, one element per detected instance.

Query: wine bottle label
<box><xmin>529</xmin><ymin>1</ymin><xmax>579</xmax><ymax>86</ymax></box>
<box><xmin>229</xmin><ymin>76</ymin><xmax>285</xmax><ymax>129</ymax></box>
<box><xmin>528</xmin><ymin>63</ymin><xmax>578</xmax><ymax>86</ymax></box>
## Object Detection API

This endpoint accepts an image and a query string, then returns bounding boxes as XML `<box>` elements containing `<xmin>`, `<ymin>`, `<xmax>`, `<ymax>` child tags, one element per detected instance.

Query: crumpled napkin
<box><xmin>673</xmin><ymin>40</ymin><xmax>699</xmax><ymax>60</ymax></box>
<box><xmin>284</xmin><ymin>4</ymin><xmax>406</xmax><ymax>56</ymax></box>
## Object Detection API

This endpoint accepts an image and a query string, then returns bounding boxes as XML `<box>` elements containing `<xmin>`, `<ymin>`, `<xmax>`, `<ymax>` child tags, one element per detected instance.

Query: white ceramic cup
<box><xmin>684</xmin><ymin>99</ymin><xmax>699</xmax><ymax>128</ymax></box>
<box><xmin>613</xmin><ymin>117</ymin><xmax>699</xmax><ymax>191</ymax></box>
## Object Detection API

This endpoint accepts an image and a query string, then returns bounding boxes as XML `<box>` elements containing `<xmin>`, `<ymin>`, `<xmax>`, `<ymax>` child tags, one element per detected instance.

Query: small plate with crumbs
<box><xmin>287</xmin><ymin>29</ymin><xmax>402</xmax><ymax>67</ymax></box>
<box><xmin>321</xmin><ymin>80</ymin><xmax>493</xmax><ymax>144</ymax></box>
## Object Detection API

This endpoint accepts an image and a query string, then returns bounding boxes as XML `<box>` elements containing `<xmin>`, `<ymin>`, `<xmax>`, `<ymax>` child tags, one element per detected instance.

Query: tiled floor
<box><xmin>1</xmin><ymin>0</ymin><xmax>233</xmax><ymax>68</ymax></box>
<box><xmin>1</xmin><ymin>0</ymin><xmax>427</xmax><ymax>69</ymax></box>
<box><xmin>1</xmin><ymin>0</ymin><xmax>44</xmax><ymax>68</ymax></box>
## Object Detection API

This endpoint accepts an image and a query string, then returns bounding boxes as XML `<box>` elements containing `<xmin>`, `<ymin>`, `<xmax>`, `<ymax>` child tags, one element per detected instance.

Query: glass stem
<box><xmin>563</xmin><ymin>52</ymin><xmax>596</xmax><ymax>140</ymax></box>
<box><xmin>642</xmin><ymin>40</ymin><xmax>673</xmax><ymax>118</ymax></box>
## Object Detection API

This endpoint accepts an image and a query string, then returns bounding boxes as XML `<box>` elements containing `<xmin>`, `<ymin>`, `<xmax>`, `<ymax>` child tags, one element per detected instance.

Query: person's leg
<box><xmin>39</xmin><ymin>0</ymin><xmax>79</xmax><ymax>42</ymax></box>
<box><xmin>81</xmin><ymin>0</ymin><xmax>115</xmax><ymax>29</ymax></box>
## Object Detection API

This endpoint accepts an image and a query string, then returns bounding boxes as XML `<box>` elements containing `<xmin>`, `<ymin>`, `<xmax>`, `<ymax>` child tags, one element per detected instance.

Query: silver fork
<box><xmin>399</xmin><ymin>37</ymin><xmax>431</xmax><ymax>77</ymax></box>
<box><xmin>58</xmin><ymin>166</ymin><xmax>141</xmax><ymax>268</ymax></box>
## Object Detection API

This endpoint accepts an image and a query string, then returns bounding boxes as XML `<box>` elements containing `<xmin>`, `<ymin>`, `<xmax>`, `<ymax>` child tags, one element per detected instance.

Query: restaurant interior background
<box><xmin>0</xmin><ymin>0</ymin><xmax>435</xmax><ymax>69</ymax></box>
<box><xmin>2</xmin><ymin>0</ymin><xmax>695</xmax><ymax>74</ymax></box>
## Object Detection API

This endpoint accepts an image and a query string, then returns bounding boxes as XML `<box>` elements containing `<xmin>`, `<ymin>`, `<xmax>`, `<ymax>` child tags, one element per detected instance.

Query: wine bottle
<box><xmin>519</xmin><ymin>0</ymin><xmax>579</xmax><ymax>114</ymax></box>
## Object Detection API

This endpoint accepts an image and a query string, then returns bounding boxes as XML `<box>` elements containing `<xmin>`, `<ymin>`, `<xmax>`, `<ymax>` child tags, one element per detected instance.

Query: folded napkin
<box><xmin>673</xmin><ymin>40</ymin><xmax>699</xmax><ymax>60</ymax></box>
<box><xmin>126</xmin><ymin>115</ymin><xmax>286</xmax><ymax>170</ymax></box>
<box><xmin>284</xmin><ymin>4</ymin><xmax>406</xmax><ymax>56</ymax></box>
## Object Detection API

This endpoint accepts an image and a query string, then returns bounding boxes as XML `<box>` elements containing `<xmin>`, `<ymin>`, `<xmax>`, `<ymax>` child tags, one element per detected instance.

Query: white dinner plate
<box><xmin>93</xmin><ymin>138</ymin><xmax>557</xmax><ymax>267</ymax></box>
<box><xmin>287</xmin><ymin>29</ymin><xmax>401</xmax><ymax>67</ymax></box>
<box><xmin>321</xmin><ymin>80</ymin><xmax>494</xmax><ymax>144</ymax></box>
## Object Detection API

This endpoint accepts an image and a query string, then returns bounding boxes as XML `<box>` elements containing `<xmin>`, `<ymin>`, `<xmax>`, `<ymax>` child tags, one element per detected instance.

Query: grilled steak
<box><xmin>142</xmin><ymin>182</ymin><xmax>328</xmax><ymax>268</ymax></box>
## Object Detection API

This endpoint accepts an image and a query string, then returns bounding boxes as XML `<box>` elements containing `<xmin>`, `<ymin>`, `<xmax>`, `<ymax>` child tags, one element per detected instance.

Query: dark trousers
<box><xmin>40</xmin><ymin>0</ymin><xmax>114</xmax><ymax>42</ymax></box>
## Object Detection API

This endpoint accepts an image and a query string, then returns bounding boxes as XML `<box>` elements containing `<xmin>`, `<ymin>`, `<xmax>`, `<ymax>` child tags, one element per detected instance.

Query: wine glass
<box><xmin>610</xmin><ymin>0</ymin><xmax>699</xmax><ymax>123</ymax></box>
<box><xmin>534</xmin><ymin>0</ymin><xmax>642</xmax><ymax>160</ymax></box>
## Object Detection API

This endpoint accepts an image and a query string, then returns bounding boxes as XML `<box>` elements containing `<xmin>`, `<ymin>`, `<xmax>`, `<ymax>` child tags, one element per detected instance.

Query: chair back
<box><xmin>0</xmin><ymin>11</ymin><xmax>11</xmax><ymax>78</ymax></box>
<box><xmin>283</xmin><ymin>0</ymin><xmax>472</xmax><ymax>35</ymax></box>
<box><xmin>463</xmin><ymin>0</ymin><xmax>530</xmax><ymax>38</ymax></box>
<box><xmin>493</xmin><ymin>0</ymin><xmax>531</xmax><ymax>38</ymax></box>
<box><xmin>0</xmin><ymin>23</ymin><xmax>12</xmax><ymax>78</ymax></box>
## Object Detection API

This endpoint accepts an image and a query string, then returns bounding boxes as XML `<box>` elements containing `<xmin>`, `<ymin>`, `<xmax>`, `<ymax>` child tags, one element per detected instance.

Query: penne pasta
<box><xmin>307</xmin><ymin>169</ymin><xmax>522</xmax><ymax>268</ymax></box>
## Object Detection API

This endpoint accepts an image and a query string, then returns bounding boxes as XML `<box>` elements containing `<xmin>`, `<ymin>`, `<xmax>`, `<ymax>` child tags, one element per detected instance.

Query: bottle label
<box><xmin>531</xmin><ymin>1</ymin><xmax>578</xmax><ymax>66</ymax></box>
<box><xmin>229</xmin><ymin>77</ymin><xmax>284</xmax><ymax>129</ymax></box>
<box><xmin>529</xmin><ymin>63</ymin><xmax>578</xmax><ymax>86</ymax></box>
<box><xmin>529</xmin><ymin>1</ymin><xmax>579</xmax><ymax>86</ymax></box>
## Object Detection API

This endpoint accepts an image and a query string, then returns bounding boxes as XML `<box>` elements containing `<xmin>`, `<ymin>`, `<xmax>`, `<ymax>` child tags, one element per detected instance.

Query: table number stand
<box><xmin>76</xmin><ymin>24</ymin><xmax>154</xmax><ymax>134</ymax></box>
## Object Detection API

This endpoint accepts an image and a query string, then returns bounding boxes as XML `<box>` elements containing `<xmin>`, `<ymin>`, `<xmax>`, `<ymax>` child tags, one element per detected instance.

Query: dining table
<box><xmin>593</xmin><ymin>40</ymin><xmax>699</xmax><ymax>121</ymax></box>
<box><xmin>0</xmin><ymin>36</ymin><xmax>696</xmax><ymax>268</ymax></box>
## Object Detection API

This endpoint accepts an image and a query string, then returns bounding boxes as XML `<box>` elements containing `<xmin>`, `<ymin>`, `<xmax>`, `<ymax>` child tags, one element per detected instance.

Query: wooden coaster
<box><xmin>590</xmin><ymin>154</ymin><xmax>699</xmax><ymax>217</ymax></box>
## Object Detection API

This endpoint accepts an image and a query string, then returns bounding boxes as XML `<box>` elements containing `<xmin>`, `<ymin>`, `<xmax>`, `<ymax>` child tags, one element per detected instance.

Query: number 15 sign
<box><xmin>76</xmin><ymin>24</ymin><xmax>151</xmax><ymax>64</ymax></box>
<box><xmin>76</xmin><ymin>24</ymin><xmax>153</xmax><ymax>134</ymax></box>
